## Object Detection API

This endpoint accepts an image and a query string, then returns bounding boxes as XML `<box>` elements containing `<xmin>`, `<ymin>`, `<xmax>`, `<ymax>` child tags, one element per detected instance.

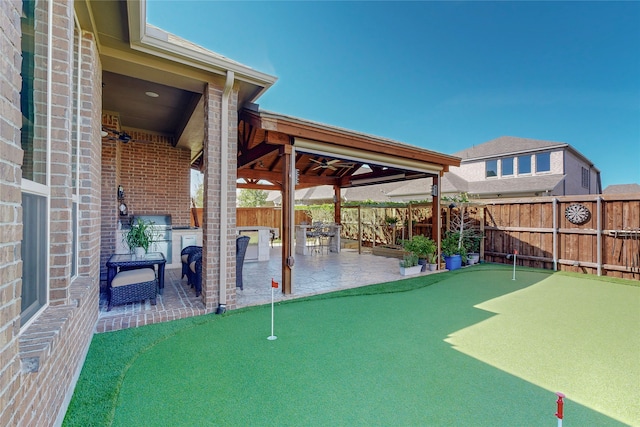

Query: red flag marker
<box><xmin>268</xmin><ymin>278</ymin><xmax>278</xmax><ymax>340</ymax></box>
<box><xmin>555</xmin><ymin>392</ymin><xmax>565</xmax><ymax>427</ymax></box>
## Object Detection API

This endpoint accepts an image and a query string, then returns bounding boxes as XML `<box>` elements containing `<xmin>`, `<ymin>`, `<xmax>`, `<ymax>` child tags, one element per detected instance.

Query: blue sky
<box><xmin>148</xmin><ymin>1</ymin><xmax>639</xmax><ymax>189</ymax></box>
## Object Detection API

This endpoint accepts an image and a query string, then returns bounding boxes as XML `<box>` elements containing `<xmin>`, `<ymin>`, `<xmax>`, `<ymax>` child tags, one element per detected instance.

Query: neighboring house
<box><xmin>387</xmin><ymin>136</ymin><xmax>602</xmax><ymax>201</ymax></box>
<box><xmin>603</xmin><ymin>184</ymin><xmax>640</xmax><ymax>194</ymax></box>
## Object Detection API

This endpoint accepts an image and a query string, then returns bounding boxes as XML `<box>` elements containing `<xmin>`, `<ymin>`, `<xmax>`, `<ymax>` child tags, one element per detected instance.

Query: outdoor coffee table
<box><xmin>106</xmin><ymin>252</ymin><xmax>166</xmax><ymax>294</ymax></box>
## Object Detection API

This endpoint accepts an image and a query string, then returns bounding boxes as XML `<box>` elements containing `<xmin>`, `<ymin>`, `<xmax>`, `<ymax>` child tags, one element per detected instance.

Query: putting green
<box><xmin>102</xmin><ymin>268</ymin><xmax>636</xmax><ymax>426</ymax></box>
<box><xmin>445</xmin><ymin>273</ymin><xmax>640</xmax><ymax>425</ymax></box>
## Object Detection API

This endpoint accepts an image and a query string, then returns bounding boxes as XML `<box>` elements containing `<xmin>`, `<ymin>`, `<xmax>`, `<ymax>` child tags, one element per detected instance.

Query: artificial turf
<box><xmin>63</xmin><ymin>265</ymin><xmax>639</xmax><ymax>426</ymax></box>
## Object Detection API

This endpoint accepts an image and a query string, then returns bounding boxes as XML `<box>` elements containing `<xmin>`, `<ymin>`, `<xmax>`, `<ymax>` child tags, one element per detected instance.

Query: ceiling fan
<box><xmin>101</xmin><ymin>127</ymin><xmax>133</xmax><ymax>143</ymax></box>
<box><xmin>309</xmin><ymin>158</ymin><xmax>355</xmax><ymax>171</ymax></box>
<box><xmin>101</xmin><ymin>127</ymin><xmax>164</xmax><ymax>144</ymax></box>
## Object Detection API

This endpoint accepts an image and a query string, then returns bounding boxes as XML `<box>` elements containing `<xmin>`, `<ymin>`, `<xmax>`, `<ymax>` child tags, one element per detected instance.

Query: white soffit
<box><xmin>294</xmin><ymin>138</ymin><xmax>443</xmax><ymax>175</ymax></box>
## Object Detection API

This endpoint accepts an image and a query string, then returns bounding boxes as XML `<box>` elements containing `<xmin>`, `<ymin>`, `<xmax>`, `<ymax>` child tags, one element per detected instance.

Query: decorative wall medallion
<box><xmin>565</xmin><ymin>203</ymin><xmax>591</xmax><ymax>225</ymax></box>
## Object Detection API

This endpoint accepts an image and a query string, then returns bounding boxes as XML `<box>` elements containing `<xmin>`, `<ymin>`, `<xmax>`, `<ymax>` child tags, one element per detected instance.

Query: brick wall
<box><xmin>0</xmin><ymin>1</ymin><xmax>100</xmax><ymax>424</ymax></box>
<box><xmin>0</xmin><ymin>0</ymin><xmax>26</xmax><ymax>425</ymax></box>
<box><xmin>118</xmin><ymin>133</ymin><xmax>190</xmax><ymax>224</ymax></box>
<box><xmin>99</xmin><ymin>123</ymin><xmax>191</xmax><ymax>282</ymax></box>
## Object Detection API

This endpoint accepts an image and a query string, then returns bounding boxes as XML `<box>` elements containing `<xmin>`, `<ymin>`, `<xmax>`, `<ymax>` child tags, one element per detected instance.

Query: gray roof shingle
<box><xmin>603</xmin><ymin>184</ymin><xmax>640</xmax><ymax>194</ymax></box>
<box><xmin>453</xmin><ymin>136</ymin><xmax>567</xmax><ymax>160</ymax></box>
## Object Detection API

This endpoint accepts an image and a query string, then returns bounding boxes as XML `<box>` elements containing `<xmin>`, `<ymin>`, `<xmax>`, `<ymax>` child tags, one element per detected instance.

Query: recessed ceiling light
<box><xmin>145</xmin><ymin>91</ymin><xmax>159</xmax><ymax>98</ymax></box>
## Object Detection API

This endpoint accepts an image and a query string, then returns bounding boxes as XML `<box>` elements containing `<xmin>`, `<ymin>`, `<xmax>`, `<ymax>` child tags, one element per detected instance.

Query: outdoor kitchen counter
<box><xmin>237</xmin><ymin>226</ymin><xmax>271</xmax><ymax>261</ymax></box>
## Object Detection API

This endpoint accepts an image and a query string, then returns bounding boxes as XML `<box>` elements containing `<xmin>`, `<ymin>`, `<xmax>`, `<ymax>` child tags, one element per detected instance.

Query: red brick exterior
<box><xmin>98</xmin><ymin>121</ymin><xmax>191</xmax><ymax>282</ymax></box>
<box><xmin>0</xmin><ymin>1</ymin><xmax>100</xmax><ymax>425</ymax></box>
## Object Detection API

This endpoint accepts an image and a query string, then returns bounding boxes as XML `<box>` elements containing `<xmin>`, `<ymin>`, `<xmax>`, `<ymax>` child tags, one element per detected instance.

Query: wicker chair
<box><xmin>187</xmin><ymin>250</ymin><xmax>203</xmax><ymax>296</ymax></box>
<box><xmin>236</xmin><ymin>235</ymin><xmax>250</xmax><ymax>290</ymax></box>
<box><xmin>181</xmin><ymin>245</ymin><xmax>202</xmax><ymax>279</ymax></box>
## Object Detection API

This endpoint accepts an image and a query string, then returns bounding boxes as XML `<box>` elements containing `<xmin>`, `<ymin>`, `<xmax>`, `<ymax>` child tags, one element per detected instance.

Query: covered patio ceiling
<box><xmin>235</xmin><ymin>108</ymin><xmax>461</xmax><ymax>191</ymax></box>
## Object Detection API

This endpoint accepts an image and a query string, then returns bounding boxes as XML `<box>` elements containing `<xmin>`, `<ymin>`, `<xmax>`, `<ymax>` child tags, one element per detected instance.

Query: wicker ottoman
<box><xmin>108</xmin><ymin>268</ymin><xmax>157</xmax><ymax>311</ymax></box>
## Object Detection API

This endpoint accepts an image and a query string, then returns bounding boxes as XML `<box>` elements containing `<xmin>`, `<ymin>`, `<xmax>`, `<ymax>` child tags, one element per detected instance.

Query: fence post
<box><xmin>597</xmin><ymin>196</ymin><xmax>602</xmax><ymax>276</ymax></box>
<box><xmin>553</xmin><ymin>198</ymin><xmax>558</xmax><ymax>271</ymax></box>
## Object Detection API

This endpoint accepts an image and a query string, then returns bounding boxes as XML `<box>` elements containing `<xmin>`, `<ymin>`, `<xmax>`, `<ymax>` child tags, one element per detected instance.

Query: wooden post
<box><xmin>480</xmin><ymin>205</ymin><xmax>485</xmax><ymax>260</ymax></box>
<box><xmin>408</xmin><ymin>203</ymin><xmax>413</xmax><ymax>240</ymax></box>
<box><xmin>357</xmin><ymin>205</ymin><xmax>362</xmax><ymax>255</ymax></box>
<box><xmin>333</xmin><ymin>185</ymin><xmax>341</xmax><ymax>225</ymax></box>
<box><xmin>280</xmin><ymin>145</ymin><xmax>293</xmax><ymax>294</ymax></box>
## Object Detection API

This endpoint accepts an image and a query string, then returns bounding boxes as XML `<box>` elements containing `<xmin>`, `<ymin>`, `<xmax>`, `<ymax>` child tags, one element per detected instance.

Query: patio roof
<box><xmin>236</xmin><ymin>108</ymin><xmax>461</xmax><ymax>191</ymax></box>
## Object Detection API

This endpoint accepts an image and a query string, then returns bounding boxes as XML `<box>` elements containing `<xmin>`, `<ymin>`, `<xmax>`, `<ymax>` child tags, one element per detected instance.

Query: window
<box><xmin>582</xmin><ymin>167</ymin><xmax>590</xmax><ymax>189</ymax></box>
<box><xmin>518</xmin><ymin>155</ymin><xmax>531</xmax><ymax>174</ymax></box>
<box><xmin>501</xmin><ymin>158</ymin><xmax>514</xmax><ymax>176</ymax></box>
<box><xmin>485</xmin><ymin>159</ymin><xmax>498</xmax><ymax>178</ymax></box>
<box><xmin>21</xmin><ymin>0</ymin><xmax>50</xmax><ymax>324</ymax></box>
<box><xmin>536</xmin><ymin>152</ymin><xmax>550</xmax><ymax>173</ymax></box>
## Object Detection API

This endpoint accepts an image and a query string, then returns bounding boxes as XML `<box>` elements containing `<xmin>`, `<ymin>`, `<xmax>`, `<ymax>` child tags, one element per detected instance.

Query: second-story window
<box><xmin>582</xmin><ymin>167</ymin><xmax>590</xmax><ymax>189</ymax></box>
<box><xmin>502</xmin><ymin>157</ymin><xmax>513</xmax><ymax>176</ymax></box>
<box><xmin>486</xmin><ymin>159</ymin><xmax>498</xmax><ymax>177</ymax></box>
<box><xmin>518</xmin><ymin>155</ymin><xmax>531</xmax><ymax>174</ymax></box>
<box><xmin>536</xmin><ymin>152</ymin><xmax>550</xmax><ymax>173</ymax></box>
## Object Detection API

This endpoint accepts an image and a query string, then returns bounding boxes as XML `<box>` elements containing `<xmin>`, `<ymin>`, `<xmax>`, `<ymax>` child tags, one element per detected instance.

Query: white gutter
<box><xmin>217</xmin><ymin>71</ymin><xmax>234</xmax><ymax>313</ymax></box>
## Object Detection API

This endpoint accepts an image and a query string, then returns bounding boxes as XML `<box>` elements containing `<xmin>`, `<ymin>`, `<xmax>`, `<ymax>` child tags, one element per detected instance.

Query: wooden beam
<box><xmin>237</xmin><ymin>141</ymin><xmax>279</xmax><ymax>168</ymax></box>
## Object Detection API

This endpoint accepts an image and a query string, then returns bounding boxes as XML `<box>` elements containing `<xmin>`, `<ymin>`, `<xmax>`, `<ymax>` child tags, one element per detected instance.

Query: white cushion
<box><xmin>112</xmin><ymin>268</ymin><xmax>155</xmax><ymax>288</ymax></box>
<box><xmin>190</xmin><ymin>261</ymin><xmax>197</xmax><ymax>273</ymax></box>
<box><xmin>182</xmin><ymin>254</ymin><xmax>189</xmax><ymax>263</ymax></box>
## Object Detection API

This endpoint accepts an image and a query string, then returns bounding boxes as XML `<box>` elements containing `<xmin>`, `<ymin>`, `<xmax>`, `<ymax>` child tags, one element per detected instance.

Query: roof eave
<box><xmin>127</xmin><ymin>0</ymin><xmax>277</xmax><ymax>100</ymax></box>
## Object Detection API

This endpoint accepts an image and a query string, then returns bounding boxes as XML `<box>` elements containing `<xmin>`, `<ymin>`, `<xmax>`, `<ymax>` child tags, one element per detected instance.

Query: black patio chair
<box><xmin>236</xmin><ymin>235</ymin><xmax>250</xmax><ymax>290</ymax></box>
<box><xmin>187</xmin><ymin>250</ymin><xmax>203</xmax><ymax>297</ymax></box>
<box><xmin>181</xmin><ymin>245</ymin><xmax>202</xmax><ymax>279</ymax></box>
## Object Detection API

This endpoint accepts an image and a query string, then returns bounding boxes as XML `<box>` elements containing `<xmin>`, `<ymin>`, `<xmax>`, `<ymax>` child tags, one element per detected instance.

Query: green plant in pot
<box><xmin>399</xmin><ymin>252</ymin><xmax>421</xmax><ymax>276</ymax></box>
<box><xmin>402</xmin><ymin>235</ymin><xmax>436</xmax><ymax>271</ymax></box>
<box><xmin>462</xmin><ymin>231</ymin><xmax>482</xmax><ymax>265</ymax></box>
<box><xmin>441</xmin><ymin>231</ymin><xmax>466</xmax><ymax>270</ymax></box>
<box><xmin>124</xmin><ymin>218</ymin><xmax>156</xmax><ymax>258</ymax></box>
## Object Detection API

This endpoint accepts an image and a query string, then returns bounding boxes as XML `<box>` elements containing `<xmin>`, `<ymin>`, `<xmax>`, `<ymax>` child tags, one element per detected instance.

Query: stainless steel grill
<box><xmin>133</xmin><ymin>214</ymin><xmax>172</xmax><ymax>261</ymax></box>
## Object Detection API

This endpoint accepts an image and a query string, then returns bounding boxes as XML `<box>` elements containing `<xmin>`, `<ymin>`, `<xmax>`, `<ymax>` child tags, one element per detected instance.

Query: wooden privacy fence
<box><xmin>481</xmin><ymin>194</ymin><xmax>640</xmax><ymax>280</ymax></box>
<box><xmin>235</xmin><ymin>207</ymin><xmax>310</xmax><ymax>234</ymax></box>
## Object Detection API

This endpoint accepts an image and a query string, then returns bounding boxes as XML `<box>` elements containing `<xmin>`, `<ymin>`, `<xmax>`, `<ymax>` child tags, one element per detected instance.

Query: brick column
<box><xmin>48</xmin><ymin>1</ymin><xmax>75</xmax><ymax>305</ymax></box>
<box><xmin>78</xmin><ymin>33</ymin><xmax>102</xmax><ymax>281</ymax></box>
<box><xmin>202</xmin><ymin>80</ymin><xmax>239</xmax><ymax>311</ymax></box>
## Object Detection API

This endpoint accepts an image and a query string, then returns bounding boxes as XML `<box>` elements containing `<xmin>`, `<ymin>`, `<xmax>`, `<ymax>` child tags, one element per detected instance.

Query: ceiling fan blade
<box><xmin>326</xmin><ymin>159</ymin><xmax>340</xmax><ymax>165</ymax></box>
<box><xmin>312</xmin><ymin>165</ymin><xmax>322</xmax><ymax>170</ymax></box>
<box><xmin>327</xmin><ymin>165</ymin><xmax>337</xmax><ymax>171</ymax></box>
<box><xmin>339</xmin><ymin>163</ymin><xmax>355</xmax><ymax>168</ymax></box>
<box><xmin>309</xmin><ymin>159</ymin><xmax>323</xmax><ymax>165</ymax></box>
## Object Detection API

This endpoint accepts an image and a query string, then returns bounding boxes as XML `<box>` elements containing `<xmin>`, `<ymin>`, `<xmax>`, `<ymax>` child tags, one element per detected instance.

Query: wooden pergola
<box><xmin>236</xmin><ymin>108</ymin><xmax>461</xmax><ymax>293</ymax></box>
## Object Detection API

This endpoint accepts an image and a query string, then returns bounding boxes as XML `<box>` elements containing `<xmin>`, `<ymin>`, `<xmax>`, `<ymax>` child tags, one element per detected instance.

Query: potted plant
<box><xmin>399</xmin><ymin>252</ymin><xmax>421</xmax><ymax>276</ymax></box>
<box><xmin>402</xmin><ymin>235</ymin><xmax>436</xmax><ymax>271</ymax></box>
<box><xmin>426</xmin><ymin>251</ymin><xmax>439</xmax><ymax>272</ymax></box>
<box><xmin>385</xmin><ymin>216</ymin><xmax>399</xmax><ymax>227</ymax></box>
<box><xmin>124</xmin><ymin>218</ymin><xmax>157</xmax><ymax>258</ymax></box>
<box><xmin>463</xmin><ymin>232</ymin><xmax>482</xmax><ymax>265</ymax></box>
<box><xmin>441</xmin><ymin>231</ymin><xmax>466</xmax><ymax>271</ymax></box>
